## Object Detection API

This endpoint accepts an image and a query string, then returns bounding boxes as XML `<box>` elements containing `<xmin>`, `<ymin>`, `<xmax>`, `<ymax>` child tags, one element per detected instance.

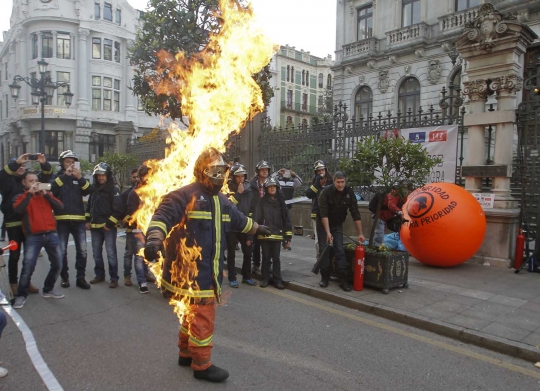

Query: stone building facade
<box><xmin>0</xmin><ymin>0</ymin><xmax>158</xmax><ymax>165</ymax></box>
<box><xmin>266</xmin><ymin>45</ymin><xmax>334</xmax><ymax>128</ymax></box>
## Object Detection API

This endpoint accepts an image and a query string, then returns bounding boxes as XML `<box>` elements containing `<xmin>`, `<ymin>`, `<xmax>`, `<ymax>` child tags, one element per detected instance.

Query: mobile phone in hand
<box><xmin>28</xmin><ymin>154</ymin><xmax>38</xmax><ymax>160</ymax></box>
<box><xmin>283</xmin><ymin>169</ymin><xmax>291</xmax><ymax>178</ymax></box>
<box><xmin>74</xmin><ymin>162</ymin><xmax>81</xmax><ymax>170</ymax></box>
<box><xmin>38</xmin><ymin>183</ymin><xmax>51</xmax><ymax>191</ymax></box>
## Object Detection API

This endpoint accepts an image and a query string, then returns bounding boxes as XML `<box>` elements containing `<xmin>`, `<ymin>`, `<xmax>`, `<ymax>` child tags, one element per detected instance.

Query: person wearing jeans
<box><xmin>12</xmin><ymin>171</ymin><xmax>65</xmax><ymax>309</ymax></box>
<box><xmin>90</xmin><ymin>227</ymin><xmax>119</xmax><ymax>283</ymax></box>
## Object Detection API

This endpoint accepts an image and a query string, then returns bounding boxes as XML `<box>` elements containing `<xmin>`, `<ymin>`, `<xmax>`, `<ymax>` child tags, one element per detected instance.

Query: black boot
<box><xmin>193</xmin><ymin>365</ymin><xmax>229</xmax><ymax>382</ymax></box>
<box><xmin>178</xmin><ymin>356</ymin><xmax>192</xmax><ymax>367</ymax></box>
<box><xmin>319</xmin><ymin>270</ymin><xmax>329</xmax><ymax>288</ymax></box>
<box><xmin>76</xmin><ymin>278</ymin><xmax>91</xmax><ymax>289</ymax></box>
<box><xmin>274</xmin><ymin>280</ymin><xmax>285</xmax><ymax>290</ymax></box>
<box><xmin>339</xmin><ymin>270</ymin><xmax>351</xmax><ymax>292</ymax></box>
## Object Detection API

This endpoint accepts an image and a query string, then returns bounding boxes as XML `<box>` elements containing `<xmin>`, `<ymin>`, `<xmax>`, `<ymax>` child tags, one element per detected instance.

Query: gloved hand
<box><xmin>256</xmin><ymin>224</ymin><xmax>272</xmax><ymax>236</ymax></box>
<box><xmin>144</xmin><ymin>229</ymin><xmax>165</xmax><ymax>261</ymax></box>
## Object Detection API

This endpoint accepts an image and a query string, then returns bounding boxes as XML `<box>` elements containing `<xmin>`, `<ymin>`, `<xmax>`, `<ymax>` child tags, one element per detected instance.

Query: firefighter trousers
<box><xmin>178</xmin><ymin>298</ymin><xmax>216</xmax><ymax>371</ymax></box>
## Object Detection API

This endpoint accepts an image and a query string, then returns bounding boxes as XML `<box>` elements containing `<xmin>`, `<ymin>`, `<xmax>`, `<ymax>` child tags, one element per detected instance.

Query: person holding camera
<box><xmin>0</xmin><ymin>153</ymin><xmax>52</xmax><ymax>296</ymax></box>
<box><xmin>271</xmin><ymin>167</ymin><xmax>302</xmax><ymax>251</ymax></box>
<box><xmin>226</xmin><ymin>163</ymin><xmax>258</xmax><ymax>287</ymax></box>
<box><xmin>305</xmin><ymin>160</ymin><xmax>333</xmax><ymax>255</ymax></box>
<box><xmin>12</xmin><ymin>171</ymin><xmax>65</xmax><ymax>309</ymax></box>
<box><xmin>51</xmin><ymin>150</ymin><xmax>93</xmax><ymax>290</ymax></box>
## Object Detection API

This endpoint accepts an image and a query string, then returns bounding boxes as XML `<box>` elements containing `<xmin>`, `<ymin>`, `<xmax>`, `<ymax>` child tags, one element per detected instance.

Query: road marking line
<box><xmin>267</xmin><ymin>289</ymin><xmax>540</xmax><ymax>380</ymax></box>
<box><xmin>2</xmin><ymin>306</ymin><xmax>64</xmax><ymax>390</ymax></box>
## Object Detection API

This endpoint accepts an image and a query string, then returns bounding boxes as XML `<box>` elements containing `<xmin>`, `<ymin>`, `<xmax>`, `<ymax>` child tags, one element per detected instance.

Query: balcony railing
<box><xmin>386</xmin><ymin>22</ymin><xmax>430</xmax><ymax>47</ymax></box>
<box><xmin>281</xmin><ymin>100</ymin><xmax>319</xmax><ymax>114</ymax></box>
<box><xmin>342</xmin><ymin>38</ymin><xmax>378</xmax><ymax>59</ymax></box>
<box><xmin>439</xmin><ymin>6</ymin><xmax>480</xmax><ymax>34</ymax></box>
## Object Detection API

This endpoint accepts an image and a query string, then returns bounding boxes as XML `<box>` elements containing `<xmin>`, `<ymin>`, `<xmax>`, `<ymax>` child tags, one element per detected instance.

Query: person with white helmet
<box><xmin>51</xmin><ymin>150</ymin><xmax>93</xmax><ymax>290</ymax></box>
<box><xmin>86</xmin><ymin>163</ymin><xmax>124</xmax><ymax>288</ymax></box>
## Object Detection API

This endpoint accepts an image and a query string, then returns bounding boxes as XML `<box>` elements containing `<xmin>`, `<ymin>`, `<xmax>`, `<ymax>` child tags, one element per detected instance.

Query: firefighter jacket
<box><xmin>318</xmin><ymin>184</ymin><xmax>361</xmax><ymax>229</ymax></box>
<box><xmin>271</xmin><ymin>172</ymin><xmax>302</xmax><ymax>209</ymax></box>
<box><xmin>121</xmin><ymin>185</ymin><xmax>135</xmax><ymax>232</ymax></box>
<box><xmin>254</xmin><ymin>193</ymin><xmax>292</xmax><ymax>242</ymax></box>
<box><xmin>125</xmin><ymin>185</ymin><xmax>144</xmax><ymax>233</ymax></box>
<box><xmin>147</xmin><ymin>182</ymin><xmax>254</xmax><ymax>300</ymax></box>
<box><xmin>227</xmin><ymin>179</ymin><xmax>256</xmax><ymax>241</ymax></box>
<box><xmin>51</xmin><ymin>169</ymin><xmax>93</xmax><ymax>222</ymax></box>
<box><xmin>13</xmin><ymin>191</ymin><xmax>64</xmax><ymax>236</ymax></box>
<box><xmin>86</xmin><ymin>180</ymin><xmax>123</xmax><ymax>229</ymax></box>
<box><xmin>305</xmin><ymin>174</ymin><xmax>333</xmax><ymax>219</ymax></box>
<box><xmin>0</xmin><ymin>160</ymin><xmax>53</xmax><ymax>228</ymax></box>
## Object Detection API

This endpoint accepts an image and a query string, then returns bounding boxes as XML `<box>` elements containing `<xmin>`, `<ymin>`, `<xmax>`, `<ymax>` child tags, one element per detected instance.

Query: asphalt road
<box><xmin>1</xmin><ymin>236</ymin><xmax>540</xmax><ymax>391</ymax></box>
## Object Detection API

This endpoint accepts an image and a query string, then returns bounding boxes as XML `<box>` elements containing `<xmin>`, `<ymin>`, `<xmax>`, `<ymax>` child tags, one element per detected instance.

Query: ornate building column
<box><xmin>76</xmin><ymin>28</ymin><xmax>90</xmax><ymax>113</ymax></box>
<box><xmin>8</xmin><ymin>42</ymin><xmax>16</xmax><ymax>116</ymax></box>
<box><xmin>17</xmin><ymin>29</ymin><xmax>28</xmax><ymax>106</ymax></box>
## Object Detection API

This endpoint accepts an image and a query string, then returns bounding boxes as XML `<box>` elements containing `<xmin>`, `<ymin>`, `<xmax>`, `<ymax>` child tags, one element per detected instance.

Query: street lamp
<box><xmin>9</xmin><ymin>58</ymin><xmax>74</xmax><ymax>154</ymax></box>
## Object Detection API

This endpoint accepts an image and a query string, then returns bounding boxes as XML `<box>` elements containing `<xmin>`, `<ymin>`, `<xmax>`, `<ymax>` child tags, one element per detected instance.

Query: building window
<box><xmin>354</xmin><ymin>86</ymin><xmax>373</xmax><ymax>120</ymax></box>
<box><xmin>92</xmin><ymin>76</ymin><xmax>120</xmax><ymax>111</ymax></box>
<box><xmin>285</xmin><ymin>116</ymin><xmax>293</xmax><ymax>128</ymax></box>
<box><xmin>302</xmin><ymin>70</ymin><xmax>305</xmax><ymax>86</ymax></box>
<box><xmin>57</xmin><ymin>33</ymin><xmax>71</xmax><ymax>59</ymax></box>
<box><xmin>56</xmin><ymin>72</ymin><xmax>70</xmax><ymax>106</ymax></box>
<box><xmin>90</xmin><ymin>134</ymin><xmax>115</xmax><ymax>159</ymax></box>
<box><xmin>286</xmin><ymin>90</ymin><xmax>293</xmax><ymax>108</ymax></box>
<box><xmin>104</xmin><ymin>3</ymin><xmax>113</xmax><ymax>21</ymax></box>
<box><xmin>115</xmin><ymin>8</ymin><xmax>122</xmax><ymax>24</ymax></box>
<box><xmin>398</xmin><ymin>77</ymin><xmax>421</xmax><ymax>114</ymax></box>
<box><xmin>327</xmin><ymin>74</ymin><xmax>332</xmax><ymax>89</ymax></box>
<box><xmin>455</xmin><ymin>0</ymin><xmax>479</xmax><ymax>11</ymax></box>
<box><xmin>45</xmin><ymin>132</ymin><xmax>64</xmax><ymax>161</ymax></box>
<box><xmin>286</xmin><ymin>65</ymin><xmax>290</xmax><ymax>82</ymax></box>
<box><xmin>94</xmin><ymin>2</ymin><xmax>100</xmax><ymax>19</ymax></box>
<box><xmin>402</xmin><ymin>0</ymin><xmax>421</xmax><ymax>27</ymax></box>
<box><xmin>114</xmin><ymin>41</ymin><xmax>121</xmax><ymax>63</ymax></box>
<box><xmin>42</xmin><ymin>32</ymin><xmax>54</xmax><ymax>58</ymax></box>
<box><xmin>41</xmin><ymin>71</ymin><xmax>53</xmax><ymax>105</ymax></box>
<box><xmin>302</xmin><ymin>93</ymin><xmax>308</xmax><ymax>111</ymax></box>
<box><xmin>357</xmin><ymin>5</ymin><xmax>373</xmax><ymax>41</ymax></box>
<box><xmin>92</xmin><ymin>38</ymin><xmax>101</xmax><ymax>59</ymax></box>
<box><xmin>92</xmin><ymin>76</ymin><xmax>101</xmax><ymax>110</ymax></box>
<box><xmin>318</xmin><ymin>73</ymin><xmax>323</xmax><ymax>88</ymax></box>
<box><xmin>306</xmin><ymin>71</ymin><xmax>309</xmax><ymax>87</ymax></box>
<box><xmin>104</xmin><ymin>39</ymin><xmax>113</xmax><ymax>61</ymax></box>
<box><xmin>291</xmin><ymin>67</ymin><xmax>295</xmax><ymax>84</ymax></box>
<box><xmin>137</xmin><ymin>97</ymin><xmax>144</xmax><ymax>111</ymax></box>
<box><xmin>31</xmin><ymin>34</ymin><xmax>38</xmax><ymax>59</ymax></box>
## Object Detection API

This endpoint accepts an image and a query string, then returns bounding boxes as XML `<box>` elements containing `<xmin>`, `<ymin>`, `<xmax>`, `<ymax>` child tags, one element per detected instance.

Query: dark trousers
<box><xmin>1</xmin><ymin>216</ymin><xmax>5</xmax><ymax>239</ymax></box>
<box><xmin>261</xmin><ymin>240</ymin><xmax>282</xmax><ymax>281</ymax></box>
<box><xmin>316</xmin><ymin>222</ymin><xmax>346</xmax><ymax>273</ymax></box>
<box><xmin>252</xmin><ymin>237</ymin><xmax>261</xmax><ymax>267</ymax></box>
<box><xmin>6</xmin><ymin>226</ymin><xmax>25</xmax><ymax>284</ymax></box>
<box><xmin>226</xmin><ymin>232</ymin><xmax>252</xmax><ymax>281</ymax></box>
<box><xmin>57</xmin><ymin>221</ymin><xmax>88</xmax><ymax>280</ymax></box>
<box><xmin>91</xmin><ymin>227</ymin><xmax>119</xmax><ymax>281</ymax></box>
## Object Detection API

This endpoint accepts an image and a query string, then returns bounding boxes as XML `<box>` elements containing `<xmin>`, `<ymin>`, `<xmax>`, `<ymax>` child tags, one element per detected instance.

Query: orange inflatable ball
<box><xmin>400</xmin><ymin>183</ymin><xmax>486</xmax><ymax>267</ymax></box>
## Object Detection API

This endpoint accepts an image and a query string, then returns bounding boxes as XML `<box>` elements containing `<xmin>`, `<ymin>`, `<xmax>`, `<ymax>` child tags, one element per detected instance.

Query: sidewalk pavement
<box><xmin>233</xmin><ymin>235</ymin><xmax>540</xmax><ymax>363</ymax></box>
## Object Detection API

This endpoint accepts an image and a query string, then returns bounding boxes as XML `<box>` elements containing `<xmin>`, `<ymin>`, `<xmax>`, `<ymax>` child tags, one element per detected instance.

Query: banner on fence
<box><xmin>400</xmin><ymin>125</ymin><xmax>458</xmax><ymax>184</ymax></box>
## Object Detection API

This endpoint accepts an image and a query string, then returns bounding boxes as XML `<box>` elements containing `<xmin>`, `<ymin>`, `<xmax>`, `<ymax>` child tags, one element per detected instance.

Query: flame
<box><xmin>133</xmin><ymin>0</ymin><xmax>276</xmax><ymax>324</ymax></box>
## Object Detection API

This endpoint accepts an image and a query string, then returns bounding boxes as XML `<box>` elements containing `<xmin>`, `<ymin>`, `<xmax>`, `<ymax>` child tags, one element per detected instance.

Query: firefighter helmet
<box><xmin>255</xmin><ymin>160</ymin><xmax>271</xmax><ymax>173</ymax></box>
<box><xmin>59</xmin><ymin>150</ymin><xmax>79</xmax><ymax>164</ymax></box>
<box><xmin>92</xmin><ymin>162</ymin><xmax>112</xmax><ymax>178</ymax></box>
<box><xmin>313</xmin><ymin>160</ymin><xmax>326</xmax><ymax>172</ymax></box>
<box><xmin>230</xmin><ymin>163</ymin><xmax>247</xmax><ymax>177</ymax></box>
<box><xmin>264</xmin><ymin>176</ymin><xmax>279</xmax><ymax>189</ymax></box>
<box><xmin>194</xmin><ymin>148</ymin><xmax>229</xmax><ymax>187</ymax></box>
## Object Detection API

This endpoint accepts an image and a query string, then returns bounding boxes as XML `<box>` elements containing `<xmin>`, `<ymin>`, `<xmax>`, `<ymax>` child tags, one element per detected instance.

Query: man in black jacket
<box><xmin>51</xmin><ymin>150</ymin><xmax>93</xmax><ymax>289</ymax></box>
<box><xmin>0</xmin><ymin>153</ymin><xmax>52</xmax><ymax>295</ymax></box>
<box><xmin>317</xmin><ymin>171</ymin><xmax>366</xmax><ymax>292</ymax></box>
<box><xmin>248</xmin><ymin>160</ymin><xmax>271</xmax><ymax>273</ymax></box>
<box><xmin>226</xmin><ymin>163</ymin><xmax>257</xmax><ymax>287</ymax></box>
<box><xmin>86</xmin><ymin>163</ymin><xmax>124</xmax><ymax>288</ymax></box>
<box><xmin>305</xmin><ymin>160</ymin><xmax>333</xmax><ymax>255</ymax></box>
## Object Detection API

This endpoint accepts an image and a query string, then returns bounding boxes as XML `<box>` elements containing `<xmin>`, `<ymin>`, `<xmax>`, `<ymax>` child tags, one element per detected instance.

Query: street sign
<box><xmin>473</xmin><ymin>193</ymin><xmax>495</xmax><ymax>209</ymax></box>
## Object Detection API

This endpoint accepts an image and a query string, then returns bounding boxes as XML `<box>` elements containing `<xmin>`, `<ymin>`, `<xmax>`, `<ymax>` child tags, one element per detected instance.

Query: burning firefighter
<box><xmin>144</xmin><ymin>147</ymin><xmax>271</xmax><ymax>383</ymax></box>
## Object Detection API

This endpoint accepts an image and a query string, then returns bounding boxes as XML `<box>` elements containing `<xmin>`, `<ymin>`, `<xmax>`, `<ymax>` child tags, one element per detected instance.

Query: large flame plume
<box><xmin>132</xmin><ymin>0</ymin><xmax>276</xmax><ymax>321</ymax></box>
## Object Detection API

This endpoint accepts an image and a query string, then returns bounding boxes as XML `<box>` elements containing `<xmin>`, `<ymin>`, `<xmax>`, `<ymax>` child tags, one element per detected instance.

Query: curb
<box><xmin>232</xmin><ymin>264</ymin><xmax>540</xmax><ymax>363</ymax></box>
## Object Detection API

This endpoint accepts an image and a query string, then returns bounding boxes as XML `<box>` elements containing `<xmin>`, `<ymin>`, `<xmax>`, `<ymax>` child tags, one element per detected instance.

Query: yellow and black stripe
<box><xmin>55</xmin><ymin>215</ymin><xmax>86</xmax><ymax>221</ymax></box>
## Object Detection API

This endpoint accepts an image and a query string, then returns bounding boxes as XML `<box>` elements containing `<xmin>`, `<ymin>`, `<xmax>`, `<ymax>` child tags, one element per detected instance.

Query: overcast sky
<box><xmin>0</xmin><ymin>0</ymin><xmax>336</xmax><ymax>59</ymax></box>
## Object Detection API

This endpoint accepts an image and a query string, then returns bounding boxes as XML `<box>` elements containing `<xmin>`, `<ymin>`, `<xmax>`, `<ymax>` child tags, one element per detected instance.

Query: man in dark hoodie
<box><xmin>254</xmin><ymin>177</ymin><xmax>292</xmax><ymax>290</ymax></box>
<box><xmin>0</xmin><ymin>153</ymin><xmax>52</xmax><ymax>295</ymax></box>
<box><xmin>51</xmin><ymin>150</ymin><xmax>93</xmax><ymax>290</ymax></box>
<box><xmin>86</xmin><ymin>163</ymin><xmax>124</xmax><ymax>288</ymax></box>
<box><xmin>249</xmin><ymin>160</ymin><xmax>271</xmax><ymax>273</ymax></box>
<box><xmin>226</xmin><ymin>163</ymin><xmax>257</xmax><ymax>287</ymax></box>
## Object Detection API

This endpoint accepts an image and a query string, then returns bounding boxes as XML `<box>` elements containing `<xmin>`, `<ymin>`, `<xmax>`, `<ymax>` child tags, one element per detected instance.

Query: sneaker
<box><xmin>139</xmin><ymin>284</ymin><xmax>149</xmax><ymax>294</ymax></box>
<box><xmin>0</xmin><ymin>366</ymin><xmax>7</xmax><ymax>378</ymax></box>
<box><xmin>124</xmin><ymin>276</ymin><xmax>133</xmax><ymax>286</ymax></box>
<box><xmin>90</xmin><ymin>276</ymin><xmax>105</xmax><ymax>284</ymax></box>
<box><xmin>12</xmin><ymin>296</ymin><xmax>26</xmax><ymax>309</ymax></box>
<box><xmin>76</xmin><ymin>278</ymin><xmax>91</xmax><ymax>289</ymax></box>
<box><xmin>61</xmin><ymin>279</ymin><xmax>70</xmax><ymax>288</ymax></box>
<box><xmin>28</xmin><ymin>283</ymin><xmax>39</xmax><ymax>294</ymax></box>
<box><xmin>41</xmin><ymin>290</ymin><xmax>65</xmax><ymax>299</ymax></box>
<box><xmin>193</xmin><ymin>364</ymin><xmax>229</xmax><ymax>383</ymax></box>
<box><xmin>229</xmin><ymin>281</ymin><xmax>239</xmax><ymax>288</ymax></box>
<box><xmin>241</xmin><ymin>279</ymin><xmax>257</xmax><ymax>286</ymax></box>
<box><xmin>109</xmin><ymin>280</ymin><xmax>118</xmax><ymax>289</ymax></box>
<box><xmin>144</xmin><ymin>273</ymin><xmax>156</xmax><ymax>283</ymax></box>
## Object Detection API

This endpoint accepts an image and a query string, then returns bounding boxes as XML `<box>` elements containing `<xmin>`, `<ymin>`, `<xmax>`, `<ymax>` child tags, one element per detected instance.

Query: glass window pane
<box><xmin>114</xmin><ymin>42</ymin><xmax>120</xmax><ymax>63</ymax></box>
<box><xmin>402</xmin><ymin>3</ymin><xmax>411</xmax><ymax>27</ymax></box>
<box><xmin>104</xmin><ymin>39</ymin><xmax>112</xmax><ymax>61</ymax></box>
<box><xmin>114</xmin><ymin>79</ymin><xmax>120</xmax><ymax>90</ymax></box>
<box><xmin>116</xmin><ymin>9</ymin><xmax>121</xmax><ymax>25</ymax></box>
<box><xmin>92</xmin><ymin>38</ymin><xmax>101</xmax><ymax>59</ymax></box>
<box><xmin>92</xmin><ymin>76</ymin><xmax>101</xmax><ymax>86</ymax></box>
<box><xmin>94</xmin><ymin>2</ymin><xmax>100</xmax><ymax>19</ymax></box>
<box><xmin>412</xmin><ymin>1</ymin><xmax>421</xmax><ymax>25</ymax></box>
<box><xmin>92</xmin><ymin>89</ymin><xmax>101</xmax><ymax>110</ymax></box>
<box><xmin>114</xmin><ymin>91</ymin><xmax>120</xmax><ymax>112</ymax></box>
<box><xmin>104</xmin><ymin>3</ymin><xmax>113</xmax><ymax>21</ymax></box>
<box><xmin>103</xmin><ymin>77</ymin><xmax>112</xmax><ymax>88</ymax></box>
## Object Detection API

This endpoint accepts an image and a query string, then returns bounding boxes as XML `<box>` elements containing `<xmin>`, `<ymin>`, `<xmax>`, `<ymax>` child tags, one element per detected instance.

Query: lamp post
<box><xmin>9</xmin><ymin>59</ymin><xmax>74</xmax><ymax>154</ymax></box>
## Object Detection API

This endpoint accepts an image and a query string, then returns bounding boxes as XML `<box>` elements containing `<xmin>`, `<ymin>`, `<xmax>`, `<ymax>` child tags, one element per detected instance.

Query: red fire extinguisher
<box><xmin>514</xmin><ymin>228</ymin><xmax>525</xmax><ymax>270</ymax></box>
<box><xmin>353</xmin><ymin>244</ymin><xmax>365</xmax><ymax>291</ymax></box>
